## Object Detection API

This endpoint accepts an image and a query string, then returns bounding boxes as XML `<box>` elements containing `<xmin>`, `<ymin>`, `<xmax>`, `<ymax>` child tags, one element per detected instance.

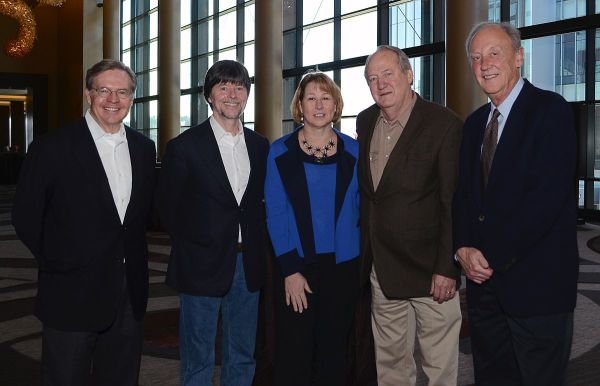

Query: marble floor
<box><xmin>1</xmin><ymin>184</ymin><xmax>600</xmax><ymax>385</ymax></box>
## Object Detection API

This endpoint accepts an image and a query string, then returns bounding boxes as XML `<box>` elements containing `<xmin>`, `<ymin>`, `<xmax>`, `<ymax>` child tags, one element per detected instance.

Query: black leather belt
<box><xmin>236</xmin><ymin>242</ymin><xmax>243</xmax><ymax>252</ymax></box>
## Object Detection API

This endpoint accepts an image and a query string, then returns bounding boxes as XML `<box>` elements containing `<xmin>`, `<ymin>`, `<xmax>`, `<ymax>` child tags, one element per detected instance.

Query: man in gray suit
<box><xmin>357</xmin><ymin>45</ymin><xmax>462</xmax><ymax>386</ymax></box>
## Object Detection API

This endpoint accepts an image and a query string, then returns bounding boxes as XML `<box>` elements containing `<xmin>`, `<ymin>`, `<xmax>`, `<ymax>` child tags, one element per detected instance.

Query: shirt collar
<box><xmin>85</xmin><ymin>109</ymin><xmax>127</xmax><ymax>142</ymax></box>
<box><xmin>377</xmin><ymin>91</ymin><xmax>417</xmax><ymax>128</ymax></box>
<box><xmin>492</xmin><ymin>77</ymin><xmax>524</xmax><ymax>118</ymax></box>
<box><xmin>210</xmin><ymin>115</ymin><xmax>244</xmax><ymax>140</ymax></box>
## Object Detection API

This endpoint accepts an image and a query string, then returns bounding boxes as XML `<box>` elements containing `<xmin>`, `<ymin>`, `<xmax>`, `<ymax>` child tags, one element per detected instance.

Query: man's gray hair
<box><xmin>465</xmin><ymin>21</ymin><xmax>522</xmax><ymax>62</ymax></box>
<box><xmin>364</xmin><ymin>45</ymin><xmax>412</xmax><ymax>79</ymax></box>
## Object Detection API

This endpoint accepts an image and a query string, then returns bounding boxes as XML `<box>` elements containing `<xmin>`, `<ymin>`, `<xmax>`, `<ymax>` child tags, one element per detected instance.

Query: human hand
<box><xmin>456</xmin><ymin>247</ymin><xmax>494</xmax><ymax>284</ymax></box>
<box><xmin>430</xmin><ymin>274</ymin><xmax>457</xmax><ymax>304</ymax></box>
<box><xmin>284</xmin><ymin>272</ymin><xmax>313</xmax><ymax>313</ymax></box>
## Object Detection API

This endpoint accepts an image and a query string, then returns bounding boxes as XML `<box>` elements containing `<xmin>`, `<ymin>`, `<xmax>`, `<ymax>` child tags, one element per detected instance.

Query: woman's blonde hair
<box><xmin>290</xmin><ymin>71</ymin><xmax>344</xmax><ymax>124</ymax></box>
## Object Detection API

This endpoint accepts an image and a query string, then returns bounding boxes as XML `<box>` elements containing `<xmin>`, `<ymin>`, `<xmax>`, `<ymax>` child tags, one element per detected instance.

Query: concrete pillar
<box><xmin>446</xmin><ymin>0</ymin><xmax>488</xmax><ymax>120</ymax></box>
<box><xmin>254</xmin><ymin>1</ymin><xmax>282</xmax><ymax>142</ymax></box>
<box><xmin>158</xmin><ymin>0</ymin><xmax>181</xmax><ymax>158</ymax></box>
<box><xmin>103</xmin><ymin>0</ymin><xmax>120</xmax><ymax>60</ymax></box>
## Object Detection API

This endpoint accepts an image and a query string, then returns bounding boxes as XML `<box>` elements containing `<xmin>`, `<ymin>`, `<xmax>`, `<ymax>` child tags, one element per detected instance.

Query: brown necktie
<box><xmin>481</xmin><ymin>109</ymin><xmax>500</xmax><ymax>187</ymax></box>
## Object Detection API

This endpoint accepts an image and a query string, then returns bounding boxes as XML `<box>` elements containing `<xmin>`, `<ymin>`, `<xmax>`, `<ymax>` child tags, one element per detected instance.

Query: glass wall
<box><xmin>122</xmin><ymin>0</ymin><xmax>443</xmax><ymax>141</ymax></box>
<box><xmin>520</xmin><ymin>31</ymin><xmax>587</xmax><ymax>102</ymax></box>
<box><xmin>121</xmin><ymin>0</ymin><xmax>159</xmax><ymax>146</ymax></box>
<box><xmin>282</xmin><ymin>0</ymin><xmax>440</xmax><ymax>138</ymax></box>
<box><xmin>511</xmin><ymin>0</ymin><xmax>587</xmax><ymax>26</ymax></box>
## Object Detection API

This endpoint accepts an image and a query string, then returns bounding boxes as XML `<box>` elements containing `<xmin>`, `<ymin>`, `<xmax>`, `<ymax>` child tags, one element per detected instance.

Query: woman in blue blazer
<box><xmin>265</xmin><ymin>72</ymin><xmax>360</xmax><ymax>386</ymax></box>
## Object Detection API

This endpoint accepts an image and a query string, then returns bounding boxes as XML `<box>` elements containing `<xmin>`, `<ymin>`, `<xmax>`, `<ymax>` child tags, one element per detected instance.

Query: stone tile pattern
<box><xmin>1</xmin><ymin>185</ymin><xmax>600</xmax><ymax>386</ymax></box>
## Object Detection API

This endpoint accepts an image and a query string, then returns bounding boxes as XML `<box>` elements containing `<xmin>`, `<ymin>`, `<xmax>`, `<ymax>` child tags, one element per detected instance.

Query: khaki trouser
<box><xmin>370</xmin><ymin>268</ymin><xmax>462</xmax><ymax>386</ymax></box>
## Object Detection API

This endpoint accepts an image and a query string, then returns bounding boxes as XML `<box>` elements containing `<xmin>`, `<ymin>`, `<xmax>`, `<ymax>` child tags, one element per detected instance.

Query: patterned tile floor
<box><xmin>1</xmin><ymin>184</ymin><xmax>600</xmax><ymax>385</ymax></box>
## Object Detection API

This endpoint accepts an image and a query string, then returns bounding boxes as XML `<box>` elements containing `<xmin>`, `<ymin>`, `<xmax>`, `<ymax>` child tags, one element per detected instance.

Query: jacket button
<box><xmin>478</xmin><ymin>215</ymin><xmax>485</xmax><ymax>222</ymax></box>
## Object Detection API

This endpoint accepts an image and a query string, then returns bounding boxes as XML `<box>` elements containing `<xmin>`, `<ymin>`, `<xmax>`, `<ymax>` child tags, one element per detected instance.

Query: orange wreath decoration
<box><xmin>0</xmin><ymin>0</ymin><xmax>65</xmax><ymax>58</ymax></box>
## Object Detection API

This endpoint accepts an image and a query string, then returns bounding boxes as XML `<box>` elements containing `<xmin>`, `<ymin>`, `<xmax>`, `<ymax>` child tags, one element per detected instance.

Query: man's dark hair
<box><xmin>85</xmin><ymin>59</ymin><xmax>137</xmax><ymax>92</ymax></box>
<box><xmin>203</xmin><ymin>60</ymin><xmax>251</xmax><ymax>106</ymax></box>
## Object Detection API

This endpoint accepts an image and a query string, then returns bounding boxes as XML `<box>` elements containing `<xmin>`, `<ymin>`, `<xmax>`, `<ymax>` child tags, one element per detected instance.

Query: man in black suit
<box><xmin>157</xmin><ymin>60</ymin><xmax>269</xmax><ymax>386</ymax></box>
<box><xmin>453</xmin><ymin>22</ymin><xmax>578</xmax><ymax>386</ymax></box>
<box><xmin>12</xmin><ymin>59</ymin><xmax>156</xmax><ymax>385</ymax></box>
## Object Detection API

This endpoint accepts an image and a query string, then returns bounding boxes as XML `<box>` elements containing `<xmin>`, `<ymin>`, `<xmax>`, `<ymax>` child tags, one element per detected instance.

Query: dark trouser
<box><xmin>273</xmin><ymin>254</ymin><xmax>359</xmax><ymax>386</ymax></box>
<box><xmin>41</xmin><ymin>279</ymin><xmax>143</xmax><ymax>386</ymax></box>
<box><xmin>469</xmin><ymin>280</ymin><xmax>573</xmax><ymax>386</ymax></box>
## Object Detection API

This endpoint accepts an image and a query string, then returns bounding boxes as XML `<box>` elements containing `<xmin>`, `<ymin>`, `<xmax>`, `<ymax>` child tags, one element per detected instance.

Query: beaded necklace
<box><xmin>300</xmin><ymin>132</ymin><xmax>336</xmax><ymax>163</ymax></box>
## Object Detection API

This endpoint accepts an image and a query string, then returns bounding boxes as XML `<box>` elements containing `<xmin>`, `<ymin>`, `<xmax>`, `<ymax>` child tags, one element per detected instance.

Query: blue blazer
<box><xmin>265</xmin><ymin>128</ymin><xmax>360</xmax><ymax>276</ymax></box>
<box><xmin>453</xmin><ymin>80</ymin><xmax>579</xmax><ymax>316</ymax></box>
<box><xmin>157</xmin><ymin>119</ymin><xmax>270</xmax><ymax>296</ymax></box>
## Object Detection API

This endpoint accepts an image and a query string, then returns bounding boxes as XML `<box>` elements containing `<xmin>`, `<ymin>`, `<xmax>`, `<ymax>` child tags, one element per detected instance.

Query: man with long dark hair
<box><xmin>157</xmin><ymin>60</ymin><xmax>269</xmax><ymax>386</ymax></box>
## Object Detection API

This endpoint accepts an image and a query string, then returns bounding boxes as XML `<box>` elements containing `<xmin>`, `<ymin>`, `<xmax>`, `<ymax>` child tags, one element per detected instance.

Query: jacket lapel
<box><xmin>334</xmin><ymin>131</ymin><xmax>356</xmax><ymax>221</ymax></box>
<box><xmin>485</xmin><ymin>81</ymin><xmax>531</xmax><ymax>191</ymax></box>
<box><xmin>72</xmin><ymin>118</ymin><xmax>121</xmax><ymax>224</ymax></box>
<box><xmin>358</xmin><ymin>106</ymin><xmax>379</xmax><ymax>196</ymax></box>
<box><xmin>123</xmin><ymin>128</ymin><xmax>144</xmax><ymax>224</ymax></box>
<box><xmin>240</xmin><ymin>128</ymin><xmax>259</xmax><ymax>206</ymax></box>
<box><xmin>376</xmin><ymin>96</ymin><xmax>423</xmax><ymax>194</ymax></box>
<box><xmin>471</xmin><ymin>105</ymin><xmax>490</xmax><ymax>199</ymax></box>
<box><xmin>275</xmin><ymin>130</ymin><xmax>316</xmax><ymax>258</ymax></box>
<box><xmin>194</xmin><ymin>121</ymin><xmax>238</xmax><ymax>204</ymax></box>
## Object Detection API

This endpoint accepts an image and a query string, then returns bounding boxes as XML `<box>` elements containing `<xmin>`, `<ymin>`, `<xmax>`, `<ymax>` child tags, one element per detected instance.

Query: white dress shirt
<box><xmin>85</xmin><ymin>110</ymin><xmax>132</xmax><ymax>223</ymax></box>
<box><xmin>210</xmin><ymin>115</ymin><xmax>250</xmax><ymax>242</ymax></box>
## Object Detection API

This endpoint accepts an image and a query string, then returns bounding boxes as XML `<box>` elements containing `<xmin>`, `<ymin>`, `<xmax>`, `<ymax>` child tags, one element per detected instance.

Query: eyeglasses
<box><xmin>92</xmin><ymin>87</ymin><xmax>133</xmax><ymax>100</ymax></box>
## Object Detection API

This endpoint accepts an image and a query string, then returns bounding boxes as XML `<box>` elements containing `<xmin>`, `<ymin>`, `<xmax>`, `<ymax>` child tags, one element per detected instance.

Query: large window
<box><xmin>121</xmin><ymin>0</ymin><xmax>159</xmax><ymax>146</ymax></box>
<box><xmin>122</xmin><ymin>0</ymin><xmax>443</xmax><ymax>141</ymax></box>
<box><xmin>282</xmin><ymin>0</ymin><xmax>441</xmax><ymax>137</ymax></box>
<box><xmin>520</xmin><ymin>31</ymin><xmax>587</xmax><ymax>102</ymax></box>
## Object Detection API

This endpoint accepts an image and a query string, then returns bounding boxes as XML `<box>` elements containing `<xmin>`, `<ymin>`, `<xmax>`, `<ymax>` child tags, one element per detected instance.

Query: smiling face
<box><xmin>85</xmin><ymin>69</ymin><xmax>134</xmax><ymax>134</ymax></box>
<box><xmin>208</xmin><ymin>81</ymin><xmax>248</xmax><ymax>131</ymax></box>
<box><xmin>365</xmin><ymin>49</ymin><xmax>414</xmax><ymax>122</ymax></box>
<box><xmin>469</xmin><ymin>26</ymin><xmax>524</xmax><ymax>106</ymax></box>
<box><xmin>299</xmin><ymin>81</ymin><xmax>336</xmax><ymax>131</ymax></box>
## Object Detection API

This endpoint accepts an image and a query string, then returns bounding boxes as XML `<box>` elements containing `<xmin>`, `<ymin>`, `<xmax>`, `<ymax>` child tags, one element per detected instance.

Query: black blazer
<box><xmin>12</xmin><ymin>118</ymin><xmax>156</xmax><ymax>331</ymax></box>
<box><xmin>157</xmin><ymin>119</ymin><xmax>270</xmax><ymax>296</ymax></box>
<box><xmin>453</xmin><ymin>80</ymin><xmax>579</xmax><ymax>316</ymax></box>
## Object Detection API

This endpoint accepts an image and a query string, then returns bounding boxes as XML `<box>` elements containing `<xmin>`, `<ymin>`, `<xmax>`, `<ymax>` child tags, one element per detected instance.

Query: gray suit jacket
<box><xmin>357</xmin><ymin>95</ymin><xmax>462</xmax><ymax>298</ymax></box>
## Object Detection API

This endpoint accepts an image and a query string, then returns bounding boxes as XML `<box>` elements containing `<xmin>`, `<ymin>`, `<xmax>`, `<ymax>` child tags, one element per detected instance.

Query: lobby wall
<box><xmin>0</xmin><ymin>2</ymin><xmax>101</xmax><ymax>133</ymax></box>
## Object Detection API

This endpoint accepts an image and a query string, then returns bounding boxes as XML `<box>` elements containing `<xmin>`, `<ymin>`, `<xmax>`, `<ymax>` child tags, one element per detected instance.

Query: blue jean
<box><xmin>179</xmin><ymin>253</ymin><xmax>259</xmax><ymax>386</ymax></box>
